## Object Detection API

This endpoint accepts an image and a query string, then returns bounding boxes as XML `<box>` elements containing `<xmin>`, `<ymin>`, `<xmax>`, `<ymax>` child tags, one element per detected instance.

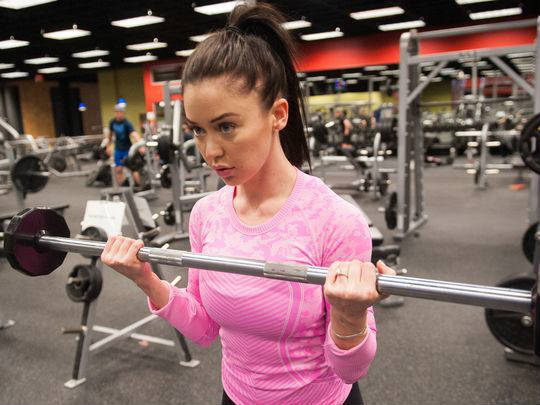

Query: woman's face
<box><xmin>183</xmin><ymin>76</ymin><xmax>287</xmax><ymax>186</ymax></box>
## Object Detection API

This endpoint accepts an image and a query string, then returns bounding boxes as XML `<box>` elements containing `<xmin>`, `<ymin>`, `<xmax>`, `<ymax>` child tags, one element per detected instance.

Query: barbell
<box><xmin>2</xmin><ymin>207</ymin><xmax>538</xmax><ymax>355</ymax></box>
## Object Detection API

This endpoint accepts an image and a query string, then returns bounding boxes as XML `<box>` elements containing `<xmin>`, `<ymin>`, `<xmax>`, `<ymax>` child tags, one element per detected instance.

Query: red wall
<box><xmin>142</xmin><ymin>24</ymin><xmax>537</xmax><ymax>111</ymax></box>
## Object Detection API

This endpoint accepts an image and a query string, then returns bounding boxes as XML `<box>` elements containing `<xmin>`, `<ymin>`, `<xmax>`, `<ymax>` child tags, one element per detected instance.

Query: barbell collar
<box><xmin>35</xmin><ymin>235</ymin><xmax>532</xmax><ymax>314</ymax></box>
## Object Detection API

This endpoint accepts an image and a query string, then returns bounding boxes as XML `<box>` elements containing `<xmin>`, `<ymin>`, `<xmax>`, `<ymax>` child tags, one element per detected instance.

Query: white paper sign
<box><xmin>80</xmin><ymin>200</ymin><xmax>126</xmax><ymax>237</ymax></box>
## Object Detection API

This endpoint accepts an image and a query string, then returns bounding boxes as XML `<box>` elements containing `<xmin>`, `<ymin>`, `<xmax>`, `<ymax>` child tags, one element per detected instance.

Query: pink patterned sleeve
<box><xmin>147</xmin><ymin>202</ymin><xmax>220</xmax><ymax>347</ymax></box>
<box><xmin>321</xmin><ymin>205</ymin><xmax>377</xmax><ymax>384</ymax></box>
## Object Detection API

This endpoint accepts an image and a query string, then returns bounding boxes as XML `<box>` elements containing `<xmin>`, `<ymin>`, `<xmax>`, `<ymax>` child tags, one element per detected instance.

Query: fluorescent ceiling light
<box><xmin>455</xmin><ymin>0</ymin><xmax>496</xmax><ymax>4</ymax></box>
<box><xmin>345</xmin><ymin>79</ymin><xmax>358</xmax><ymax>84</ymax></box>
<box><xmin>508</xmin><ymin>52</ymin><xmax>534</xmax><ymax>58</ymax></box>
<box><xmin>194</xmin><ymin>1</ymin><xmax>243</xmax><ymax>15</ymax></box>
<box><xmin>440</xmin><ymin>68</ymin><xmax>457</xmax><ymax>75</ymax></box>
<box><xmin>37</xmin><ymin>66</ymin><xmax>66</xmax><ymax>74</ymax></box>
<box><xmin>306</xmin><ymin>76</ymin><xmax>326</xmax><ymax>81</ymax></box>
<box><xmin>364</xmin><ymin>65</ymin><xmax>387</xmax><ymax>71</ymax></box>
<box><xmin>0</xmin><ymin>63</ymin><xmax>15</xmax><ymax>69</ymax></box>
<box><xmin>43</xmin><ymin>27</ymin><xmax>91</xmax><ymax>40</ymax></box>
<box><xmin>301</xmin><ymin>31</ymin><xmax>344</xmax><ymax>41</ymax></box>
<box><xmin>461</xmin><ymin>60</ymin><xmax>489</xmax><ymax>67</ymax></box>
<box><xmin>282</xmin><ymin>20</ymin><xmax>312</xmax><ymax>30</ymax></box>
<box><xmin>420</xmin><ymin>61</ymin><xmax>436</xmax><ymax>67</ymax></box>
<box><xmin>1</xmin><ymin>71</ymin><xmax>28</xmax><ymax>78</ymax></box>
<box><xmin>24</xmin><ymin>56</ymin><xmax>59</xmax><ymax>64</ymax></box>
<box><xmin>343</xmin><ymin>72</ymin><xmax>362</xmax><ymax>78</ymax></box>
<box><xmin>124</xmin><ymin>54</ymin><xmax>157</xmax><ymax>63</ymax></box>
<box><xmin>296</xmin><ymin>72</ymin><xmax>306</xmax><ymax>78</ymax></box>
<box><xmin>378</xmin><ymin>20</ymin><xmax>425</xmax><ymax>31</ymax></box>
<box><xmin>325</xmin><ymin>78</ymin><xmax>339</xmax><ymax>83</ymax></box>
<box><xmin>175</xmin><ymin>49</ymin><xmax>195</xmax><ymax>57</ymax></box>
<box><xmin>469</xmin><ymin>7</ymin><xmax>522</xmax><ymax>20</ymax></box>
<box><xmin>381</xmin><ymin>69</ymin><xmax>400</xmax><ymax>75</ymax></box>
<box><xmin>72</xmin><ymin>49</ymin><xmax>109</xmax><ymax>58</ymax></box>
<box><xmin>431</xmin><ymin>77</ymin><xmax>443</xmax><ymax>82</ymax></box>
<box><xmin>126</xmin><ymin>41</ymin><xmax>167</xmax><ymax>51</ymax></box>
<box><xmin>0</xmin><ymin>38</ymin><xmax>29</xmax><ymax>49</ymax></box>
<box><xmin>190</xmin><ymin>34</ymin><xmax>212</xmax><ymax>43</ymax></box>
<box><xmin>79</xmin><ymin>60</ymin><xmax>110</xmax><ymax>69</ymax></box>
<box><xmin>350</xmin><ymin>6</ymin><xmax>404</xmax><ymax>20</ymax></box>
<box><xmin>0</xmin><ymin>0</ymin><xmax>56</xmax><ymax>9</ymax></box>
<box><xmin>111</xmin><ymin>15</ymin><xmax>164</xmax><ymax>28</ymax></box>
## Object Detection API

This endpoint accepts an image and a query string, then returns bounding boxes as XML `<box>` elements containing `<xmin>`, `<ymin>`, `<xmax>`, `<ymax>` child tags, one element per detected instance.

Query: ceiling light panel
<box><xmin>469</xmin><ymin>7</ymin><xmax>522</xmax><ymax>20</ymax></box>
<box><xmin>301</xmin><ymin>31</ymin><xmax>344</xmax><ymax>41</ymax></box>
<box><xmin>0</xmin><ymin>0</ymin><xmax>55</xmax><ymax>9</ymax></box>
<box><xmin>72</xmin><ymin>49</ymin><xmax>109</xmax><ymax>58</ymax></box>
<box><xmin>343</xmin><ymin>72</ymin><xmax>362</xmax><ymax>78</ymax></box>
<box><xmin>455</xmin><ymin>0</ymin><xmax>496</xmax><ymax>4</ymax></box>
<box><xmin>190</xmin><ymin>34</ymin><xmax>212</xmax><ymax>42</ymax></box>
<box><xmin>194</xmin><ymin>1</ymin><xmax>243</xmax><ymax>15</ymax></box>
<box><xmin>378</xmin><ymin>20</ymin><xmax>425</xmax><ymax>31</ymax></box>
<box><xmin>364</xmin><ymin>65</ymin><xmax>388</xmax><ymax>71</ymax></box>
<box><xmin>37</xmin><ymin>66</ymin><xmax>67</xmax><ymax>73</ymax></box>
<box><xmin>0</xmin><ymin>38</ymin><xmax>29</xmax><ymax>49</ymax></box>
<box><xmin>350</xmin><ymin>6</ymin><xmax>404</xmax><ymax>20</ymax></box>
<box><xmin>0</xmin><ymin>63</ymin><xmax>15</xmax><ymax>69</ymax></box>
<box><xmin>126</xmin><ymin>41</ymin><xmax>167</xmax><ymax>51</ymax></box>
<box><xmin>281</xmin><ymin>20</ymin><xmax>312</xmax><ymax>30</ymax></box>
<box><xmin>124</xmin><ymin>54</ymin><xmax>157</xmax><ymax>63</ymax></box>
<box><xmin>306</xmin><ymin>76</ymin><xmax>326</xmax><ymax>81</ymax></box>
<box><xmin>111</xmin><ymin>15</ymin><xmax>164</xmax><ymax>28</ymax></box>
<box><xmin>43</xmin><ymin>27</ymin><xmax>91</xmax><ymax>40</ymax></box>
<box><xmin>79</xmin><ymin>60</ymin><xmax>110</xmax><ymax>69</ymax></box>
<box><xmin>24</xmin><ymin>56</ymin><xmax>59</xmax><ymax>64</ymax></box>
<box><xmin>175</xmin><ymin>49</ymin><xmax>195</xmax><ymax>57</ymax></box>
<box><xmin>1</xmin><ymin>71</ymin><xmax>28</xmax><ymax>78</ymax></box>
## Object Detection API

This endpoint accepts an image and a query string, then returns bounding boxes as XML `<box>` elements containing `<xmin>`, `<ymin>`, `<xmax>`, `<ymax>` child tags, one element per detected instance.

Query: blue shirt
<box><xmin>109</xmin><ymin>119</ymin><xmax>135</xmax><ymax>151</ymax></box>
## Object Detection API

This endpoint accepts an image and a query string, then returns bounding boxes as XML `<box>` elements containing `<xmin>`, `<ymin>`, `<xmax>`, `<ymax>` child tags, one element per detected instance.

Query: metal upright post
<box><xmin>410</xmin><ymin>34</ymin><xmax>425</xmax><ymax>224</ymax></box>
<box><xmin>471</xmin><ymin>62</ymin><xmax>478</xmax><ymax>99</ymax></box>
<box><xmin>163</xmin><ymin>81</ymin><xmax>173</xmax><ymax>126</ymax></box>
<box><xmin>395</xmin><ymin>32</ymin><xmax>412</xmax><ymax>240</ymax></box>
<box><xmin>529</xmin><ymin>17</ymin><xmax>540</xmax><ymax>225</ymax></box>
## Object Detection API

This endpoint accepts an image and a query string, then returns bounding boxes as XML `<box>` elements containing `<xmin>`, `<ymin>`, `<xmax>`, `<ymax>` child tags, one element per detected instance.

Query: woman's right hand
<box><xmin>101</xmin><ymin>236</ymin><xmax>152</xmax><ymax>285</ymax></box>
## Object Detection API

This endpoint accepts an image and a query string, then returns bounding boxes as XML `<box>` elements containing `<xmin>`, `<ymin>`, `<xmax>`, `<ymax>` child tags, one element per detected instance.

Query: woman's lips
<box><xmin>215</xmin><ymin>167</ymin><xmax>234</xmax><ymax>177</ymax></box>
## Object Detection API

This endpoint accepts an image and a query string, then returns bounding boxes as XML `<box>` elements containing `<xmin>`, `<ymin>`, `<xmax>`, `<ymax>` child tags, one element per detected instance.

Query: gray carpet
<box><xmin>0</xmin><ymin>158</ymin><xmax>538</xmax><ymax>404</ymax></box>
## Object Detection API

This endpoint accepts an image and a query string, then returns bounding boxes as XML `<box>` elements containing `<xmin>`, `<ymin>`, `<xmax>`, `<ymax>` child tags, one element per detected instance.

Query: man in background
<box><xmin>105</xmin><ymin>104</ymin><xmax>143</xmax><ymax>186</ymax></box>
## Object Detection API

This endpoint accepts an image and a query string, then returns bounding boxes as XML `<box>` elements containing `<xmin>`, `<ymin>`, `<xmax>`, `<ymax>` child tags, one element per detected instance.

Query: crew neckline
<box><xmin>227</xmin><ymin>167</ymin><xmax>306</xmax><ymax>235</ymax></box>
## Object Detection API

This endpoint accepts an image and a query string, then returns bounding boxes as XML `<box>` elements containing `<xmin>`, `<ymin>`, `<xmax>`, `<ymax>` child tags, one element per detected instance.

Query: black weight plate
<box><xmin>157</xmin><ymin>135</ymin><xmax>172</xmax><ymax>164</ymax></box>
<box><xmin>522</xmin><ymin>222</ymin><xmax>538</xmax><ymax>264</ymax></box>
<box><xmin>4</xmin><ymin>208</ymin><xmax>70</xmax><ymax>277</ymax></box>
<box><xmin>66</xmin><ymin>264</ymin><xmax>103</xmax><ymax>303</ymax></box>
<box><xmin>385</xmin><ymin>191</ymin><xmax>397</xmax><ymax>230</ymax></box>
<box><xmin>519</xmin><ymin>112</ymin><xmax>540</xmax><ymax>174</ymax></box>
<box><xmin>485</xmin><ymin>273</ymin><xmax>536</xmax><ymax>355</ymax></box>
<box><xmin>163</xmin><ymin>202</ymin><xmax>175</xmax><ymax>226</ymax></box>
<box><xmin>11</xmin><ymin>155</ymin><xmax>49</xmax><ymax>194</ymax></box>
<box><xmin>50</xmin><ymin>154</ymin><xmax>67</xmax><ymax>172</ymax></box>
<box><xmin>160</xmin><ymin>165</ymin><xmax>171</xmax><ymax>189</ymax></box>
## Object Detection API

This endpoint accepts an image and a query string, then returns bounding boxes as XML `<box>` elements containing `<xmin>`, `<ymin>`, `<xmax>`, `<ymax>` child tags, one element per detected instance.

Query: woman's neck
<box><xmin>235</xmin><ymin>140</ymin><xmax>297</xmax><ymax>211</ymax></box>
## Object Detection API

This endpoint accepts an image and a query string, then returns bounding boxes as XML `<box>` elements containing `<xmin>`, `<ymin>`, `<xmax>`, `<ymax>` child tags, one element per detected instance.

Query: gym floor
<box><xmin>1</xmin><ymin>160</ymin><xmax>538</xmax><ymax>405</ymax></box>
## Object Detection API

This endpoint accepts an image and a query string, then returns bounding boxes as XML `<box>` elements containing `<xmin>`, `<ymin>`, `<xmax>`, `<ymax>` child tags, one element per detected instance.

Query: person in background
<box><xmin>335</xmin><ymin>109</ymin><xmax>353</xmax><ymax>147</ymax></box>
<box><xmin>105</xmin><ymin>104</ymin><xmax>143</xmax><ymax>186</ymax></box>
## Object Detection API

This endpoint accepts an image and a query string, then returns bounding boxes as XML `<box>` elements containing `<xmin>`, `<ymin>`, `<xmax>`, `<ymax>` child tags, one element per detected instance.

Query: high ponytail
<box><xmin>182</xmin><ymin>3</ymin><xmax>311</xmax><ymax>170</ymax></box>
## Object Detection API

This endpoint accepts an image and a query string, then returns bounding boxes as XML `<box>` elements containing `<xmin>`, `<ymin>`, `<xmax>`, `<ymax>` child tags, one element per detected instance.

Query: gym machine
<box><xmin>58</xmin><ymin>189</ymin><xmax>197</xmax><ymax>388</ymax></box>
<box><xmin>392</xmin><ymin>17</ymin><xmax>539</xmax><ymax>240</ymax></box>
<box><xmin>2</xmin><ymin>207</ymin><xmax>538</xmax><ymax>366</ymax></box>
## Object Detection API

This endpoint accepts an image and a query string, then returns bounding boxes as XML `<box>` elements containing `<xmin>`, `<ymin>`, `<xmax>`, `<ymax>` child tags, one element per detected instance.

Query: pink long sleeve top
<box><xmin>149</xmin><ymin>168</ymin><xmax>377</xmax><ymax>405</ymax></box>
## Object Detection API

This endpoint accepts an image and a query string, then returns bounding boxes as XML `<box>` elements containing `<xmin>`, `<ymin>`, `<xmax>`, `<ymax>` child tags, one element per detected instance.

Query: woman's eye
<box><xmin>220</xmin><ymin>123</ymin><xmax>235</xmax><ymax>134</ymax></box>
<box><xmin>192</xmin><ymin>127</ymin><xmax>205</xmax><ymax>136</ymax></box>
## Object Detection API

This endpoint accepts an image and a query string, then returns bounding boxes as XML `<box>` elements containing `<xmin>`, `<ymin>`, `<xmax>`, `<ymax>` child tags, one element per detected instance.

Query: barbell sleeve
<box><xmin>36</xmin><ymin>235</ymin><xmax>532</xmax><ymax>314</ymax></box>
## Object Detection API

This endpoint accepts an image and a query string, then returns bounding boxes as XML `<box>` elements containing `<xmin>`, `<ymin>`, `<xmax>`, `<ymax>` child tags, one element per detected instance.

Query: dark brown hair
<box><xmin>182</xmin><ymin>3</ymin><xmax>310</xmax><ymax>169</ymax></box>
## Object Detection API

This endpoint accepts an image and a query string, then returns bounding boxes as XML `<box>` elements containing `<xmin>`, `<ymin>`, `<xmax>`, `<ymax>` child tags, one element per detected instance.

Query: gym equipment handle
<box><xmin>38</xmin><ymin>235</ymin><xmax>532</xmax><ymax>314</ymax></box>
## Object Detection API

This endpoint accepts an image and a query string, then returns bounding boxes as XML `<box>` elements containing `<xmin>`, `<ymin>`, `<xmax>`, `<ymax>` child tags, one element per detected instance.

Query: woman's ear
<box><xmin>272</xmin><ymin>98</ymin><xmax>289</xmax><ymax>133</ymax></box>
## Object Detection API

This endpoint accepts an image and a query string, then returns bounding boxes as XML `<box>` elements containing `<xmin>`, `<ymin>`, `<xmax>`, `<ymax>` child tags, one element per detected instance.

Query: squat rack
<box><xmin>395</xmin><ymin>17</ymin><xmax>540</xmax><ymax>240</ymax></box>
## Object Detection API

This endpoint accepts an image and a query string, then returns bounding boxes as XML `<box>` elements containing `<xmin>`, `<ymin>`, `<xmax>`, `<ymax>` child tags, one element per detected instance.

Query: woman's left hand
<box><xmin>324</xmin><ymin>260</ymin><xmax>396</xmax><ymax>348</ymax></box>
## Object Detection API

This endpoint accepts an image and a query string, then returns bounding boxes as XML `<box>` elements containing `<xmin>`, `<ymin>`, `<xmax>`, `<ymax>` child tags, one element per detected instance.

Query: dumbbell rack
<box><xmin>63</xmin><ymin>188</ymin><xmax>198</xmax><ymax>389</ymax></box>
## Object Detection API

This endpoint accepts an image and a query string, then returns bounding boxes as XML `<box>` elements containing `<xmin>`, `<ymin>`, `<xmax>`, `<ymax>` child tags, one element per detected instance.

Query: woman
<box><xmin>101</xmin><ymin>3</ymin><xmax>395</xmax><ymax>405</ymax></box>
